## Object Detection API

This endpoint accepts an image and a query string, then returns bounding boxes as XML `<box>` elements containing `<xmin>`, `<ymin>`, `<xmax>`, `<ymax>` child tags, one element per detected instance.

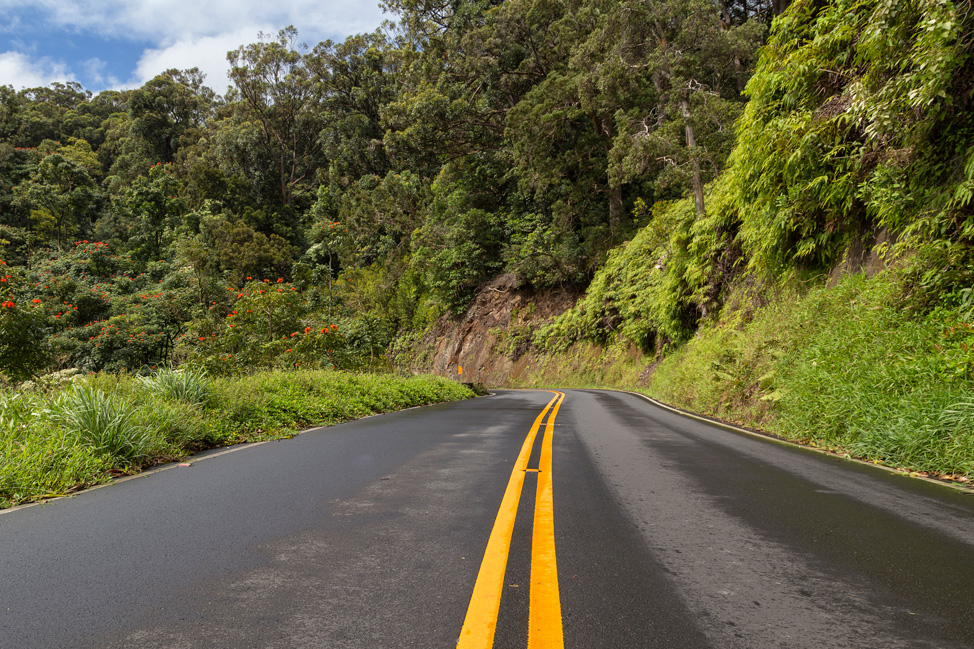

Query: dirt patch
<box><xmin>827</xmin><ymin>227</ymin><xmax>894</xmax><ymax>287</ymax></box>
<box><xmin>405</xmin><ymin>274</ymin><xmax>580</xmax><ymax>386</ymax></box>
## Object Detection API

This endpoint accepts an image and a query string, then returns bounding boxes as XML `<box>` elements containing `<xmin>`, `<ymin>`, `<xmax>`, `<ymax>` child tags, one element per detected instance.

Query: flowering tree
<box><xmin>185</xmin><ymin>279</ymin><xmax>344</xmax><ymax>373</ymax></box>
<box><xmin>25</xmin><ymin>241</ymin><xmax>195</xmax><ymax>373</ymax></box>
<box><xmin>0</xmin><ymin>261</ymin><xmax>49</xmax><ymax>381</ymax></box>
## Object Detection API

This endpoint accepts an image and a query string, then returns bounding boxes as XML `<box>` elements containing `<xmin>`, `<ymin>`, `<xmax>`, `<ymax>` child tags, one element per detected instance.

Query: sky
<box><xmin>0</xmin><ymin>0</ymin><xmax>389</xmax><ymax>95</ymax></box>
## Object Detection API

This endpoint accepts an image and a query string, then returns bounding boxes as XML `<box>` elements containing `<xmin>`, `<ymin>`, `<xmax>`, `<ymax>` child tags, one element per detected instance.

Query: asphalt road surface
<box><xmin>1</xmin><ymin>389</ymin><xmax>973</xmax><ymax>648</ymax></box>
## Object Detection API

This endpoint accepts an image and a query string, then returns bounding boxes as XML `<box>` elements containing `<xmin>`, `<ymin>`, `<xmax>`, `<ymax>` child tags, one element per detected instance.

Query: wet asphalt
<box><xmin>0</xmin><ymin>389</ymin><xmax>972</xmax><ymax>648</ymax></box>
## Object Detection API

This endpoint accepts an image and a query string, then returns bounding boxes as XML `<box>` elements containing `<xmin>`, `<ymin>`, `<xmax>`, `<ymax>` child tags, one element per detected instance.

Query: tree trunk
<box><xmin>717</xmin><ymin>0</ymin><xmax>747</xmax><ymax>93</ymax></box>
<box><xmin>609</xmin><ymin>183</ymin><xmax>624</xmax><ymax>237</ymax></box>
<box><xmin>680</xmin><ymin>99</ymin><xmax>705</xmax><ymax>216</ymax></box>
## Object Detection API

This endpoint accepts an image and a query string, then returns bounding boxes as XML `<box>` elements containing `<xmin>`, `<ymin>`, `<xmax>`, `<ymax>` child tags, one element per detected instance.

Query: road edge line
<box><xmin>620</xmin><ymin>390</ymin><xmax>974</xmax><ymax>495</ymax></box>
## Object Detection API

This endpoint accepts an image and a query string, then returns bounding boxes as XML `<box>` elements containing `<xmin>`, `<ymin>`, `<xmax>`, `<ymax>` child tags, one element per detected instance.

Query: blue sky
<box><xmin>0</xmin><ymin>0</ymin><xmax>388</xmax><ymax>94</ymax></box>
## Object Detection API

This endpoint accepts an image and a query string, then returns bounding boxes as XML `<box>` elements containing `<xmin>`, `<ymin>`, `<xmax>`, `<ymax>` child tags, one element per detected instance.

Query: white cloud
<box><xmin>80</xmin><ymin>58</ymin><xmax>121</xmax><ymax>89</ymax></box>
<box><xmin>0</xmin><ymin>51</ymin><xmax>75</xmax><ymax>89</ymax></box>
<box><xmin>0</xmin><ymin>1</ymin><xmax>387</xmax><ymax>43</ymax></box>
<box><xmin>129</xmin><ymin>27</ymin><xmax>274</xmax><ymax>94</ymax></box>
<box><xmin>0</xmin><ymin>2</ymin><xmax>390</xmax><ymax>92</ymax></box>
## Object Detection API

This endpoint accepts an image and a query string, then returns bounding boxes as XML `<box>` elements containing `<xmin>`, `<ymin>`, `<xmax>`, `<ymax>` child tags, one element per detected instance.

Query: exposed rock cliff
<box><xmin>406</xmin><ymin>274</ymin><xmax>579</xmax><ymax>386</ymax></box>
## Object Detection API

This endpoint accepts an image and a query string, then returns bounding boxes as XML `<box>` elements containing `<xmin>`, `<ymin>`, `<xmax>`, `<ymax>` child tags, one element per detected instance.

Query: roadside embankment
<box><xmin>409</xmin><ymin>272</ymin><xmax>974</xmax><ymax>484</ymax></box>
<box><xmin>0</xmin><ymin>369</ymin><xmax>475</xmax><ymax>509</ymax></box>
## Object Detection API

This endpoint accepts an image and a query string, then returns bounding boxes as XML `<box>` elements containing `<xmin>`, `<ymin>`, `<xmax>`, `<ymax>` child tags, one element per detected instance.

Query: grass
<box><xmin>503</xmin><ymin>271</ymin><xmax>974</xmax><ymax>483</ymax></box>
<box><xmin>0</xmin><ymin>369</ymin><xmax>475</xmax><ymax>509</ymax></box>
<box><xmin>47</xmin><ymin>385</ymin><xmax>154</xmax><ymax>465</ymax></box>
<box><xmin>641</xmin><ymin>273</ymin><xmax>974</xmax><ymax>480</ymax></box>
<box><xmin>138</xmin><ymin>366</ymin><xmax>213</xmax><ymax>407</ymax></box>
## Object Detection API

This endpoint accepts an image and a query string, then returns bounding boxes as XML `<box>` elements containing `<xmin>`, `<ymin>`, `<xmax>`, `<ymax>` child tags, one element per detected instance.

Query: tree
<box><xmin>14</xmin><ymin>82</ymin><xmax>92</xmax><ymax>147</ymax></box>
<box><xmin>0</xmin><ymin>263</ymin><xmax>49</xmax><ymax>381</ymax></box>
<box><xmin>13</xmin><ymin>151</ymin><xmax>102</xmax><ymax>250</ymax></box>
<box><xmin>119</xmin><ymin>162</ymin><xmax>185</xmax><ymax>261</ymax></box>
<box><xmin>128</xmin><ymin>69</ymin><xmax>215</xmax><ymax>165</ymax></box>
<box><xmin>227</xmin><ymin>27</ymin><xmax>325</xmax><ymax>209</ymax></box>
<box><xmin>604</xmin><ymin>0</ymin><xmax>764</xmax><ymax>216</ymax></box>
<box><xmin>311</xmin><ymin>32</ymin><xmax>396</xmax><ymax>185</ymax></box>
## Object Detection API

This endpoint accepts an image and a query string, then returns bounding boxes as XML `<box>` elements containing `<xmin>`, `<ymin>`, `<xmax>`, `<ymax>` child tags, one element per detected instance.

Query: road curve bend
<box><xmin>0</xmin><ymin>389</ymin><xmax>972</xmax><ymax>648</ymax></box>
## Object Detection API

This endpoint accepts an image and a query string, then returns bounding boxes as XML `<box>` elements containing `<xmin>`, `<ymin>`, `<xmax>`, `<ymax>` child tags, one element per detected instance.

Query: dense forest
<box><xmin>4</xmin><ymin>0</ymin><xmax>974</xmax><ymax>397</ymax></box>
<box><xmin>0</xmin><ymin>0</ymin><xmax>787</xmax><ymax>380</ymax></box>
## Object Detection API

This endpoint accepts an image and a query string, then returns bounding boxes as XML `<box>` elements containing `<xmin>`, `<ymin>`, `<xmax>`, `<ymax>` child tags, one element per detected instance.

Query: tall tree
<box><xmin>605</xmin><ymin>0</ymin><xmax>764</xmax><ymax>216</ymax></box>
<box><xmin>128</xmin><ymin>68</ymin><xmax>215</xmax><ymax>165</ymax></box>
<box><xmin>227</xmin><ymin>26</ymin><xmax>325</xmax><ymax>209</ymax></box>
<box><xmin>311</xmin><ymin>32</ymin><xmax>396</xmax><ymax>185</ymax></box>
<box><xmin>12</xmin><ymin>151</ymin><xmax>102</xmax><ymax>250</ymax></box>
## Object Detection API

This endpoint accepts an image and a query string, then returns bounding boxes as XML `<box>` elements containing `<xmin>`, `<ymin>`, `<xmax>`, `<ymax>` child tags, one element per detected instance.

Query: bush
<box><xmin>47</xmin><ymin>385</ymin><xmax>154</xmax><ymax>465</ymax></box>
<box><xmin>138</xmin><ymin>366</ymin><xmax>213</xmax><ymax>406</ymax></box>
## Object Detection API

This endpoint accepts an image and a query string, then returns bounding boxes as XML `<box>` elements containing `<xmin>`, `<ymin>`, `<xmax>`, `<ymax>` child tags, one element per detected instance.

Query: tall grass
<box><xmin>1</xmin><ymin>392</ymin><xmax>109</xmax><ymax>506</ymax></box>
<box><xmin>138</xmin><ymin>366</ymin><xmax>213</xmax><ymax>406</ymax></box>
<box><xmin>0</xmin><ymin>370</ymin><xmax>475</xmax><ymax>509</ymax></box>
<box><xmin>47</xmin><ymin>386</ymin><xmax>154</xmax><ymax>465</ymax></box>
<box><xmin>642</xmin><ymin>273</ymin><xmax>974</xmax><ymax>479</ymax></box>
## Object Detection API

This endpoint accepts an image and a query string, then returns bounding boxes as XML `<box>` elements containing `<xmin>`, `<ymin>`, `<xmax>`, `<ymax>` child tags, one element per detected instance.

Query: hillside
<box><xmin>3</xmin><ymin>0</ymin><xmax>974</xmax><ymax>481</ymax></box>
<box><xmin>406</xmin><ymin>0</ymin><xmax>974</xmax><ymax>482</ymax></box>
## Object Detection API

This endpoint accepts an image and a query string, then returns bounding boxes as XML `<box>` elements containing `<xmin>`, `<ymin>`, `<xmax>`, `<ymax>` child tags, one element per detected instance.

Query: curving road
<box><xmin>1</xmin><ymin>389</ymin><xmax>972</xmax><ymax>648</ymax></box>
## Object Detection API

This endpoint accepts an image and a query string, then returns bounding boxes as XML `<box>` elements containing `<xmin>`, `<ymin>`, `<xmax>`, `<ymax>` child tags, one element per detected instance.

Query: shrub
<box><xmin>48</xmin><ymin>385</ymin><xmax>153</xmax><ymax>465</ymax></box>
<box><xmin>138</xmin><ymin>366</ymin><xmax>213</xmax><ymax>406</ymax></box>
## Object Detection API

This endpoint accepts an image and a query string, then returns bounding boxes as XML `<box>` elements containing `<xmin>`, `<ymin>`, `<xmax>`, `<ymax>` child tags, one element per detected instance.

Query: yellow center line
<box><xmin>456</xmin><ymin>392</ymin><xmax>561</xmax><ymax>649</ymax></box>
<box><xmin>529</xmin><ymin>390</ymin><xmax>564</xmax><ymax>649</ymax></box>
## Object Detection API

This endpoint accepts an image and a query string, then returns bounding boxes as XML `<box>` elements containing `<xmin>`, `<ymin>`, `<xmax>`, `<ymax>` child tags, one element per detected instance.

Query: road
<box><xmin>1</xmin><ymin>389</ymin><xmax>973</xmax><ymax>648</ymax></box>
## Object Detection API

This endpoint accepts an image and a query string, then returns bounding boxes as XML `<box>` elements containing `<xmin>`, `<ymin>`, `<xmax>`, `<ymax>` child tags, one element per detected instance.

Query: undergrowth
<box><xmin>643</xmin><ymin>272</ymin><xmax>974</xmax><ymax>479</ymax></box>
<box><xmin>0</xmin><ymin>369</ymin><xmax>474</xmax><ymax>509</ymax></box>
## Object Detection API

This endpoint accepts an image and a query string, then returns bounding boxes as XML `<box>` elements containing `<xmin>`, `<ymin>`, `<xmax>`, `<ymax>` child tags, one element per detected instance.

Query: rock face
<box><xmin>408</xmin><ymin>274</ymin><xmax>580</xmax><ymax>386</ymax></box>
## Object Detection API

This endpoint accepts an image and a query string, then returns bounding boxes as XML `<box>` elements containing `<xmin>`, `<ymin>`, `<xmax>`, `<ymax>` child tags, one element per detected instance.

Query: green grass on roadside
<box><xmin>507</xmin><ymin>272</ymin><xmax>974</xmax><ymax>482</ymax></box>
<box><xmin>0</xmin><ymin>369</ymin><xmax>474</xmax><ymax>510</ymax></box>
<box><xmin>644</xmin><ymin>273</ymin><xmax>974</xmax><ymax>480</ymax></box>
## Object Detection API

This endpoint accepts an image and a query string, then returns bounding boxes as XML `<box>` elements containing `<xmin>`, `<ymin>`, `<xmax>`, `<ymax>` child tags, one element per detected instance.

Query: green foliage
<box><xmin>0</xmin><ymin>4</ymin><xmax>770</xmax><ymax>363</ymax></box>
<box><xmin>138</xmin><ymin>366</ymin><xmax>213</xmax><ymax>406</ymax></box>
<box><xmin>730</xmin><ymin>0</ymin><xmax>974</xmax><ymax>280</ymax></box>
<box><xmin>0</xmin><ymin>261</ymin><xmax>50</xmax><ymax>381</ymax></box>
<box><xmin>12</xmin><ymin>150</ymin><xmax>102</xmax><ymax>250</ymax></box>
<box><xmin>25</xmin><ymin>241</ymin><xmax>194</xmax><ymax>373</ymax></box>
<box><xmin>642</xmin><ymin>273</ymin><xmax>974</xmax><ymax>478</ymax></box>
<box><xmin>47</xmin><ymin>384</ymin><xmax>154</xmax><ymax>466</ymax></box>
<box><xmin>539</xmin><ymin>198</ymin><xmax>699</xmax><ymax>352</ymax></box>
<box><xmin>1</xmin><ymin>389</ymin><xmax>108</xmax><ymax>508</ymax></box>
<box><xmin>413</xmin><ymin>181</ymin><xmax>506</xmax><ymax>310</ymax></box>
<box><xmin>542</xmin><ymin>0</ymin><xmax>974</xmax><ymax>372</ymax></box>
<box><xmin>119</xmin><ymin>162</ymin><xmax>186</xmax><ymax>261</ymax></box>
<box><xmin>181</xmin><ymin>279</ymin><xmax>385</xmax><ymax>373</ymax></box>
<box><xmin>126</xmin><ymin>68</ymin><xmax>214</xmax><ymax>166</ymax></box>
<box><xmin>0</xmin><ymin>369</ymin><xmax>474</xmax><ymax>509</ymax></box>
<box><xmin>227</xmin><ymin>26</ymin><xmax>325</xmax><ymax>209</ymax></box>
<box><xmin>331</xmin><ymin>170</ymin><xmax>428</xmax><ymax>268</ymax></box>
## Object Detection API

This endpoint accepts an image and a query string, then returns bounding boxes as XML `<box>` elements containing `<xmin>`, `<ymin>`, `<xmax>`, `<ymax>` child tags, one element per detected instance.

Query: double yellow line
<box><xmin>457</xmin><ymin>391</ymin><xmax>566</xmax><ymax>649</ymax></box>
